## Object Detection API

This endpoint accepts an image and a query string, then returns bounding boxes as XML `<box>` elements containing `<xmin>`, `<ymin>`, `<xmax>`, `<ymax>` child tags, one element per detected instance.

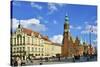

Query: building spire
<box><xmin>66</xmin><ymin>12</ymin><xmax>68</xmax><ymax>16</ymax></box>
<box><xmin>65</xmin><ymin>12</ymin><xmax>69</xmax><ymax>22</ymax></box>
<box><xmin>18</xmin><ymin>20</ymin><xmax>21</xmax><ymax>28</ymax></box>
<box><xmin>64</xmin><ymin>12</ymin><xmax>70</xmax><ymax>32</ymax></box>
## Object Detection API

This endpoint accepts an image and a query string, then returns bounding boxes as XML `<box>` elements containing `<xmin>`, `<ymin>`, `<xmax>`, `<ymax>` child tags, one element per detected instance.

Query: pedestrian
<box><xmin>14</xmin><ymin>58</ymin><xmax>18</xmax><ymax>66</ymax></box>
<box><xmin>72</xmin><ymin>56</ymin><xmax>75</xmax><ymax>62</ymax></box>
<box><xmin>16</xmin><ymin>57</ymin><xmax>22</xmax><ymax>66</ymax></box>
<box><xmin>40</xmin><ymin>57</ymin><xmax>43</xmax><ymax>65</ymax></box>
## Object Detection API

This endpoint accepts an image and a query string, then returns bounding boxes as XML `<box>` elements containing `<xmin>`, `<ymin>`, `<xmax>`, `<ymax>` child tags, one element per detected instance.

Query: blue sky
<box><xmin>11</xmin><ymin>1</ymin><xmax>97</xmax><ymax>47</ymax></box>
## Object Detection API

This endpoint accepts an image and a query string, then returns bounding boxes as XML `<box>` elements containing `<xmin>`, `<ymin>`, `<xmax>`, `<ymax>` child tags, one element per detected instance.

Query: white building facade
<box><xmin>11</xmin><ymin>24</ymin><xmax>61</xmax><ymax>60</ymax></box>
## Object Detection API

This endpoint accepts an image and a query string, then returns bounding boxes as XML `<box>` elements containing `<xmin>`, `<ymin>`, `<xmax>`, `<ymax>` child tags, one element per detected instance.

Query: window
<box><xmin>35</xmin><ymin>48</ymin><xmax>37</xmax><ymax>52</ymax></box>
<box><xmin>28</xmin><ymin>47</ymin><xmax>30</xmax><ymax>51</ymax></box>
<box><xmin>36</xmin><ymin>38</ymin><xmax>39</xmax><ymax>45</ymax></box>
<box><xmin>32</xmin><ymin>47</ymin><xmax>34</xmax><ymax>51</ymax></box>
<box><xmin>20</xmin><ymin>47</ymin><xmax>21</xmax><ymax>51</ymax></box>
<box><xmin>17</xmin><ymin>34</ymin><xmax>22</xmax><ymax>45</ymax></box>
<box><xmin>23</xmin><ymin>47</ymin><xmax>25</xmax><ymax>51</ymax></box>
<box><xmin>35</xmin><ymin>54</ymin><xmax>37</xmax><ymax>56</ymax></box>
<box><xmin>18</xmin><ymin>29</ymin><xmax>22</xmax><ymax>32</ymax></box>
<box><xmin>41</xmin><ymin>40</ymin><xmax>44</xmax><ymax>47</ymax></box>
<box><xmin>14</xmin><ymin>38</ymin><xmax>16</xmax><ymax>45</ymax></box>
<box><xmin>17</xmin><ymin>47</ymin><xmax>19</xmax><ymax>51</ymax></box>
<box><xmin>32</xmin><ymin>36</ymin><xmax>34</xmax><ymax>45</ymax></box>
<box><xmin>27</xmin><ymin>37</ymin><xmax>30</xmax><ymax>44</ymax></box>
<box><xmin>42</xmin><ymin>54</ymin><xmax>43</xmax><ymax>56</ymax></box>
<box><xmin>40</xmin><ymin>39</ymin><xmax>42</xmax><ymax>46</ymax></box>
<box><xmin>39</xmin><ymin>48</ymin><xmax>40</xmax><ymax>52</ymax></box>
<box><xmin>42</xmin><ymin>48</ymin><xmax>43</xmax><ymax>51</ymax></box>
<box><xmin>14</xmin><ymin>48</ymin><xmax>16</xmax><ymax>52</ymax></box>
<box><xmin>23</xmin><ymin>36</ymin><xmax>25</xmax><ymax>45</ymax></box>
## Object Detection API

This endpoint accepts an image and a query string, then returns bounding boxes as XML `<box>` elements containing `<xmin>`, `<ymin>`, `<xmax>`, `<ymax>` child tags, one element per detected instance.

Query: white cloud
<box><xmin>70</xmin><ymin>25</ymin><xmax>82</xmax><ymax>30</ymax></box>
<box><xmin>93</xmin><ymin>39</ymin><xmax>97</xmax><ymax>43</ymax></box>
<box><xmin>81</xmin><ymin>30</ymin><xmax>88</xmax><ymax>34</ymax></box>
<box><xmin>31</xmin><ymin>2</ymin><xmax>42</xmax><ymax>10</ymax></box>
<box><xmin>44</xmin><ymin>20</ymin><xmax>48</xmax><ymax>24</ymax></box>
<box><xmin>95</xmin><ymin>20</ymin><xmax>97</xmax><ymax>25</ymax></box>
<box><xmin>82</xmin><ymin>20</ymin><xmax>97</xmax><ymax>35</ymax></box>
<box><xmin>53</xmin><ymin>20</ymin><xmax>57</xmax><ymax>24</ymax></box>
<box><xmin>48</xmin><ymin>3</ymin><xmax>58</xmax><ymax>14</ymax></box>
<box><xmin>57</xmin><ymin>3</ymin><xmax>65</xmax><ymax>7</ymax></box>
<box><xmin>84</xmin><ymin>21</ymin><xmax>89</xmax><ymax>25</ymax></box>
<box><xmin>47</xmin><ymin>3</ymin><xmax>65</xmax><ymax>15</ymax></box>
<box><xmin>50</xmin><ymin>34</ymin><xmax>63</xmax><ymax>44</ymax></box>
<box><xmin>70</xmin><ymin>25</ymin><xmax>73</xmax><ymax>29</ymax></box>
<box><xmin>77</xmin><ymin>26</ymin><xmax>82</xmax><ymax>30</ymax></box>
<box><xmin>85</xmin><ymin>20</ymin><xmax>97</xmax><ymax>25</ymax></box>
<box><xmin>12</xmin><ymin>18</ymin><xmax>47</xmax><ymax>32</ymax></box>
<box><xmin>92</xmin><ymin>39</ymin><xmax>97</xmax><ymax>47</ymax></box>
<box><xmin>12</xmin><ymin>1</ymin><xmax>21</xmax><ymax>6</ymax></box>
<box><xmin>81</xmin><ymin>24</ymin><xmax>97</xmax><ymax>35</ymax></box>
<box><xmin>37</xmin><ymin>16</ymin><xmax>43</xmax><ymax>20</ymax></box>
<box><xmin>12</xmin><ymin>18</ymin><xmax>19</xmax><ymax>31</ymax></box>
<box><xmin>21</xmin><ymin>18</ymin><xmax>40</xmax><ymax>25</ymax></box>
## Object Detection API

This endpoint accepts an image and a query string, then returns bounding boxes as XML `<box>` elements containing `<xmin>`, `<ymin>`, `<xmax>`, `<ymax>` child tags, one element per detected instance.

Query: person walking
<box><xmin>14</xmin><ymin>58</ymin><xmax>18</xmax><ymax>66</ymax></box>
<box><xmin>16</xmin><ymin>57</ymin><xmax>22</xmax><ymax>66</ymax></box>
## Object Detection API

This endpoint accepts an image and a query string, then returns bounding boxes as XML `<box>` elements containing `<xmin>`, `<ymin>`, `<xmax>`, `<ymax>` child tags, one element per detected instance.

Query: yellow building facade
<box><xmin>11</xmin><ymin>24</ymin><xmax>61</xmax><ymax>60</ymax></box>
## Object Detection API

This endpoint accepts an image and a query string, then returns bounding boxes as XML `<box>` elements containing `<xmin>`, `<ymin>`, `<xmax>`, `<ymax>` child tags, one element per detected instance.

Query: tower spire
<box><xmin>65</xmin><ymin>12</ymin><xmax>69</xmax><ymax>22</ymax></box>
<box><xmin>66</xmin><ymin>12</ymin><xmax>68</xmax><ymax>16</ymax></box>
<box><xmin>19</xmin><ymin>20</ymin><xmax>20</xmax><ymax>25</ymax></box>
<box><xmin>62</xmin><ymin>14</ymin><xmax>70</xmax><ymax>57</ymax></box>
<box><xmin>18</xmin><ymin>20</ymin><xmax>21</xmax><ymax>28</ymax></box>
<box><xmin>64</xmin><ymin>13</ymin><xmax>69</xmax><ymax>32</ymax></box>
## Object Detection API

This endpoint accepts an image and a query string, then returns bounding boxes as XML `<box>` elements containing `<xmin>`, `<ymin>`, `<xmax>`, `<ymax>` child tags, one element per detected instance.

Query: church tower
<box><xmin>61</xmin><ymin>15</ymin><xmax>70</xmax><ymax>57</ymax></box>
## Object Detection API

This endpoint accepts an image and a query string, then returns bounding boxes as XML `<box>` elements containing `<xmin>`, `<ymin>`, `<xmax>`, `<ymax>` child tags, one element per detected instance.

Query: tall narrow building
<box><xmin>61</xmin><ymin>15</ymin><xmax>70</xmax><ymax>57</ymax></box>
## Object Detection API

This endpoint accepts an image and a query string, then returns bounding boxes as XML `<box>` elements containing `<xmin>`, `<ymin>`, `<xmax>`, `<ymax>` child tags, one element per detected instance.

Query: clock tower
<box><xmin>64</xmin><ymin>15</ymin><xmax>69</xmax><ymax>33</ymax></box>
<box><xmin>61</xmin><ymin>15</ymin><xmax>70</xmax><ymax>57</ymax></box>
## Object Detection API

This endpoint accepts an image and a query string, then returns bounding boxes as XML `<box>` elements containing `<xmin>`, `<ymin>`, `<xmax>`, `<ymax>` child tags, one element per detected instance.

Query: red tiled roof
<box><xmin>22</xmin><ymin>28</ymin><xmax>39</xmax><ymax>37</ymax></box>
<box><xmin>21</xmin><ymin>27</ymin><xmax>51</xmax><ymax>42</ymax></box>
<box><xmin>22</xmin><ymin>28</ymin><xmax>32</xmax><ymax>36</ymax></box>
<box><xmin>41</xmin><ymin>36</ymin><xmax>50</xmax><ymax>41</ymax></box>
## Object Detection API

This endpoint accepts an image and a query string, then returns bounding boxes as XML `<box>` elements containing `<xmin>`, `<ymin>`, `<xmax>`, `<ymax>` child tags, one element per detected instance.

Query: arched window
<box><xmin>32</xmin><ymin>36</ymin><xmax>34</xmax><ymax>45</ymax></box>
<box><xmin>14</xmin><ymin>38</ymin><xmax>16</xmax><ymax>45</ymax></box>
<box><xmin>17</xmin><ymin>34</ymin><xmax>22</xmax><ymax>45</ymax></box>
<box><xmin>23</xmin><ymin>36</ymin><xmax>25</xmax><ymax>45</ymax></box>
<box><xmin>27</xmin><ymin>37</ymin><xmax>30</xmax><ymax>45</ymax></box>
